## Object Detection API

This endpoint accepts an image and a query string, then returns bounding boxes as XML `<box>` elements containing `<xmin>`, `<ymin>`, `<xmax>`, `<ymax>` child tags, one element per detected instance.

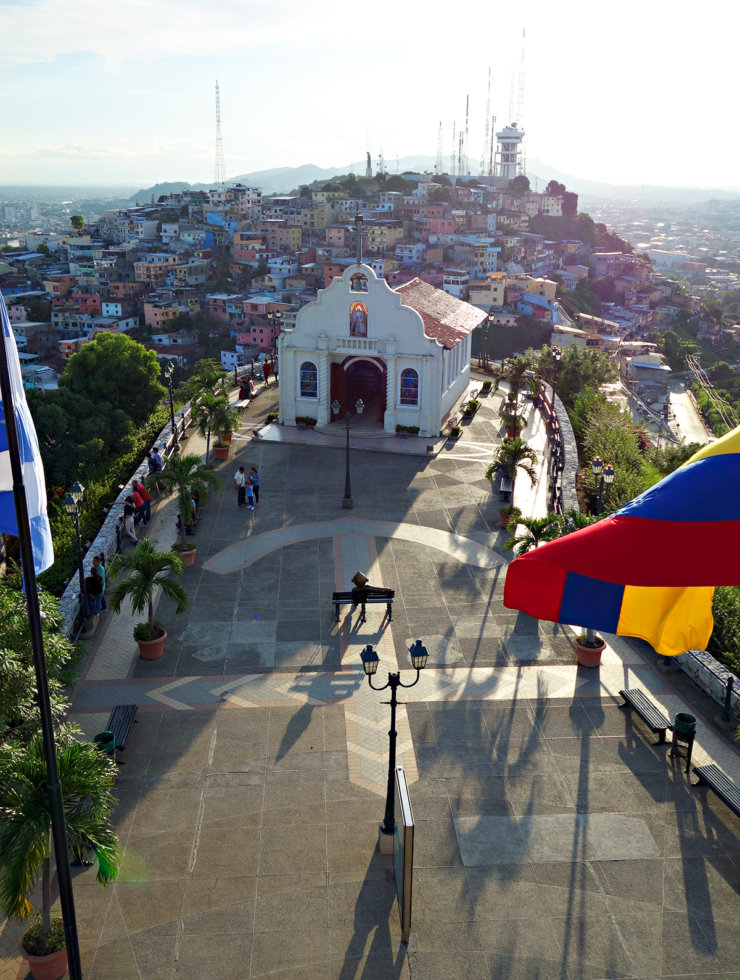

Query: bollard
<box><xmin>714</xmin><ymin>675</ymin><xmax>736</xmax><ymax>731</ymax></box>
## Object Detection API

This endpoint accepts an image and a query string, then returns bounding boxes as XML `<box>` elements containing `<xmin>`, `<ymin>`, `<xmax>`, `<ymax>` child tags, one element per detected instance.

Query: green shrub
<box><xmin>266</xmin><ymin>412</ymin><xmax>279</xmax><ymax>422</ymax></box>
<box><xmin>449</xmin><ymin>425</ymin><xmax>462</xmax><ymax>438</ymax></box>
<box><xmin>295</xmin><ymin>416</ymin><xmax>317</xmax><ymax>426</ymax></box>
<box><xmin>395</xmin><ymin>424</ymin><xmax>420</xmax><ymax>435</ymax></box>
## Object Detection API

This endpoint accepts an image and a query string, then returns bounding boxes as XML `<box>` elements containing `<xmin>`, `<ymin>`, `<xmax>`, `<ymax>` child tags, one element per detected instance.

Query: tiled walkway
<box><xmin>6</xmin><ymin>380</ymin><xmax>740</xmax><ymax>978</ymax></box>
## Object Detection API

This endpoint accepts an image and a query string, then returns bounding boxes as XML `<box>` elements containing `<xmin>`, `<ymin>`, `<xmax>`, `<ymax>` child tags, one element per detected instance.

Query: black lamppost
<box><xmin>551</xmin><ymin>345</ymin><xmax>562</xmax><ymax>409</ymax></box>
<box><xmin>164</xmin><ymin>361</ymin><xmax>178</xmax><ymax>451</ymax></box>
<box><xmin>331</xmin><ymin>397</ymin><xmax>364</xmax><ymax>509</ymax></box>
<box><xmin>591</xmin><ymin>456</ymin><xmax>615</xmax><ymax>514</ymax></box>
<box><xmin>361</xmin><ymin>641</ymin><xmax>429</xmax><ymax>838</ymax></box>
<box><xmin>64</xmin><ymin>481</ymin><xmax>90</xmax><ymax>620</ymax></box>
<box><xmin>267</xmin><ymin>311</ymin><xmax>283</xmax><ymax>380</ymax></box>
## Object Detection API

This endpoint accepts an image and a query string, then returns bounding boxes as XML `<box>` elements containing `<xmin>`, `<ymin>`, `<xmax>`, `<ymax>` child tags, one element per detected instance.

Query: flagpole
<box><xmin>0</xmin><ymin>334</ymin><xmax>82</xmax><ymax>977</ymax></box>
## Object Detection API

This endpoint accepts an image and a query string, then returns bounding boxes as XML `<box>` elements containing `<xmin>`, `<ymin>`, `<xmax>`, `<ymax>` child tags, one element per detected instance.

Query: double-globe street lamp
<box><xmin>163</xmin><ymin>361</ymin><xmax>179</xmax><ymax>452</ymax></box>
<box><xmin>591</xmin><ymin>455</ymin><xmax>615</xmax><ymax>514</ymax></box>
<box><xmin>64</xmin><ymin>481</ymin><xmax>90</xmax><ymax>621</ymax></box>
<box><xmin>551</xmin><ymin>345</ymin><xmax>562</xmax><ymax>410</ymax></box>
<box><xmin>331</xmin><ymin>397</ymin><xmax>364</xmax><ymax>509</ymax></box>
<box><xmin>361</xmin><ymin>641</ymin><xmax>429</xmax><ymax>839</ymax></box>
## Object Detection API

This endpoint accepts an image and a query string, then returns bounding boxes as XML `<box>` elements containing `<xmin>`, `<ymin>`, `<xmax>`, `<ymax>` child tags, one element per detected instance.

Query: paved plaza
<box><xmin>4</xmin><ymin>383</ymin><xmax>740</xmax><ymax>979</ymax></box>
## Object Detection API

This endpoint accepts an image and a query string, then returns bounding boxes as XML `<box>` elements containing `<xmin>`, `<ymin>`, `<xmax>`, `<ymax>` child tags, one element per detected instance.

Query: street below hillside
<box><xmin>667</xmin><ymin>375</ymin><xmax>713</xmax><ymax>445</ymax></box>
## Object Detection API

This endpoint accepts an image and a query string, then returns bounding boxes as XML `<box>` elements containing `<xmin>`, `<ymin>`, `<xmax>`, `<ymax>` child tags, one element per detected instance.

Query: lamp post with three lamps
<box><xmin>64</xmin><ymin>481</ymin><xmax>90</xmax><ymax>621</ymax></box>
<box><xmin>361</xmin><ymin>641</ymin><xmax>429</xmax><ymax>840</ymax></box>
<box><xmin>591</xmin><ymin>455</ymin><xmax>615</xmax><ymax>514</ymax></box>
<box><xmin>331</xmin><ymin>397</ymin><xmax>364</xmax><ymax>509</ymax></box>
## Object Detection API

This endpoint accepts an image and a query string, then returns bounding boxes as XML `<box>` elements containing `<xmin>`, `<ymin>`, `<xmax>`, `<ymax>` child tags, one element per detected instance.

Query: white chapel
<box><xmin>277</xmin><ymin>263</ymin><xmax>484</xmax><ymax>437</ymax></box>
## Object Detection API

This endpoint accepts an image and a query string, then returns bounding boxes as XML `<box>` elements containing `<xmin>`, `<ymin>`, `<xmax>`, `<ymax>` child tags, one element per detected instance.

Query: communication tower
<box><xmin>435</xmin><ymin>121</ymin><xmax>444</xmax><ymax>175</ymax></box>
<box><xmin>214</xmin><ymin>80</ymin><xmax>226</xmax><ymax>186</ymax></box>
<box><xmin>480</xmin><ymin>69</ymin><xmax>491</xmax><ymax>175</ymax></box>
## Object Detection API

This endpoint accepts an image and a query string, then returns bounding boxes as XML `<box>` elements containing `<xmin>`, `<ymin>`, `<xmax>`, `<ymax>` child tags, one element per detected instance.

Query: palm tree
<box><xmin>485</xmin><ymin>437</ymin><xmax>538</xmax><ymax>497</ymax></box>
<box><xmin>0</xmin><ymin>735</ymin><xmax>120</xmax><ymax>956</ymax></box>
<box><xmin>193</xmin><ymin>391</ymin><xmax>222</xmax><ymax>464</ymax></box>
<box><xmin>182</xmin><ymin>358</ymin><xmax>228</xmax><ymax>403</ymax></box>
<box><xmin>147</xmin><ymin>453</ymin><xmax>222</xmax><ymax>546</ymax></box>
<box><xmin>503</xmin><ymin>514</ymin><xmax>562</xmax><ymax>557</ymax></box>
<box><xmin>108</xmin><ymin>539</ymin><xmax>188</xmax><ymax>639</ymax></box>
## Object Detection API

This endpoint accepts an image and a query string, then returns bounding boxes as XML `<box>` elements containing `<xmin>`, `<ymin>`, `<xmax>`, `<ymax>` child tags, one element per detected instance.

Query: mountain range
<box><xmin>128</xmin><ymin>155</ymin><xmax>740</xmax><ymax>207</ymax></box>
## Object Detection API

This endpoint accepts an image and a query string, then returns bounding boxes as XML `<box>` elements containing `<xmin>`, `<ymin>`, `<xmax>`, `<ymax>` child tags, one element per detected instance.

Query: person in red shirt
<box><xmin>130</xmin><ymin>487</ymin><xmax>144</xmax><ymax>526</ymax></box>
<box><xmin>134</xmin><ymin>481</ymin><xmax>152</xmax><ymax>525</ymax></box>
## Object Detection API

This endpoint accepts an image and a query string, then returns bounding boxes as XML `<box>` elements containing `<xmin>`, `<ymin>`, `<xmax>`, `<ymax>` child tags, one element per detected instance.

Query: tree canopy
<box><xmin>60</xmin><ymin>332</ymin><xmax>164</xmax><ymax>427</ymax></box>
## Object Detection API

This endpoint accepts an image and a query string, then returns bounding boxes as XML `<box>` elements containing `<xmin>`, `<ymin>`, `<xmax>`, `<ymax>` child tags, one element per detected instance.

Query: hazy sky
<box><xmin>2</xmin><ymin>0</ymin><xmax>738</xmax><ymax>190</ymax></box>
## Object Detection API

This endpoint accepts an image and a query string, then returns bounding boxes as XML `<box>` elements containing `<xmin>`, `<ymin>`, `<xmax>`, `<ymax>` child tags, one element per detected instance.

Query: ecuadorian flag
<box><xmin>503</xmin><ymin>426</ymin><xmax>740</xmax><ymax>656</ymax></box>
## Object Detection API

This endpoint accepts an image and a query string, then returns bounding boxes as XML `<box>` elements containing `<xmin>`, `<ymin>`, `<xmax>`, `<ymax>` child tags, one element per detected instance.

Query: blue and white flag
<box><xmin>0</xmin><ymin>293</ymin><xmax>54</xmax><ymax>574</ymax></box>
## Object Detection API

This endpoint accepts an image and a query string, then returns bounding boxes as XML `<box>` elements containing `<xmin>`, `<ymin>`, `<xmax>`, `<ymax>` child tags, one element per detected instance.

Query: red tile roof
<box><xmin>395</xmin><ymin>278</ymin><xmax>484</xmax><ymax>350</ymax></box>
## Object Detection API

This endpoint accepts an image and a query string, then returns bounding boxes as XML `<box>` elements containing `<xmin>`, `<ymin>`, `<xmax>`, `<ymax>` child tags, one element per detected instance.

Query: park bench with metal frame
<box><xmin>693</xmin><ymin>763</ymin><xmax>740</xmax><ymax>818</ymax></box>
<box><xmin>619</xmin><ymin>688</ymin><xmax>672</xmax><ymax>744</ymax></box>
<box><xmin>106</xmin><ymin>704</ymin><xmax>138</xmax><ymax>762</ymax></box>
<box><xmin>332</xmin><ymin>586</ymin><xmax>394</xmax><ymax>625</ymax></box>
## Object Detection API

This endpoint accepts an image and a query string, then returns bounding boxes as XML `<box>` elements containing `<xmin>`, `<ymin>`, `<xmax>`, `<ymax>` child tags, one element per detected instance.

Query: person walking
<box><xmin>134</xmin><ymin>480</ymin><xmax>152</xmax><ymax>525</ymax></box>
<box><xmin>250</xmin><ymin>466</ymin><xmax>260</xmax><ymax>505</ymax></box>
<box><xmin>245</xmin><ymin>475</ymin><xmax>255</xmax><ymax>511</ymax></box>
<box><xmin>233</xmin><ymin>466</ymin><xmax>247</xmax><ymax>507</ymax></box>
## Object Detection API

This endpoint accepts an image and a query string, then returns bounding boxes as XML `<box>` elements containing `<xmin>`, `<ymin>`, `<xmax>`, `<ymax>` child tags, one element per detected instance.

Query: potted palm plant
<box><xmin>485</xmin><ymin>436</ymin><xmax>538</xmax><ymax>520</ymax></box>
<box><xmin>552</xmin><ymin>509</ymin><xmax>605</xmax><ymax>666</ymax></box>
<box><xmin>0</xmin><ymin>735</ymin><xmax>120</xmax><ymax>980</ymax></box>
<box><xmin>107</xmin><ymin>539</ymin><xmax>189</xmax><ymax>659</ymax></box>
<box><xmin>211</xmin><ymin>398</ymin><xmax>241</xmax><ymax>459</ymax></box>
<box><xmin>147</xmin><ymin>453</ymin><xmax>222</xmax><ymax>563</ymax></box>
<box><xmin>502</xmin><ymin>514</ymin><xmax>562</xmax><ymax>557</ymax></box>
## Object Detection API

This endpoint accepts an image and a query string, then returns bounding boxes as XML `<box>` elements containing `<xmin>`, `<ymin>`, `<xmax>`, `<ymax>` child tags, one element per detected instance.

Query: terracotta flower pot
<box><xmin>176</xmin><ymin>547</ymin><xmax>197</xmax><ymax>568</ymax></box>
<box><xmin>136</xmin><ymin>629</ymin><xmax>167</xmax><ymax>660</ymax></box>
<box><xmin>20</xmin><ymin>945</ymin><xmax>68</xmax><ymax>980</ymax></box>
<box><xmin>213</xmin><ymin>444</ymin><xmax>230</xmax><ymax>460</ymax></box>
<box><xmin>575</xmin><ymin>637</ymin><xmax>605</xmax><ymax>668</ymax></box>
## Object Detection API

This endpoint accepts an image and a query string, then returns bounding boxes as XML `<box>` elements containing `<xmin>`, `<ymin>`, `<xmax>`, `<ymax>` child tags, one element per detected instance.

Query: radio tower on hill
<box><xmin>214</xmin><ymin>80</ymin><xmax>226</xmax><ymax>186</ymax></box>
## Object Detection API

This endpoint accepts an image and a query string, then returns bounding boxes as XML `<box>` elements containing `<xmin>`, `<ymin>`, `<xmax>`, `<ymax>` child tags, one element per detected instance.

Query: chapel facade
<box><xmin>277</xmin><ymin>263</ymin><xmax>484</xmax><ymax>437</ymax></box>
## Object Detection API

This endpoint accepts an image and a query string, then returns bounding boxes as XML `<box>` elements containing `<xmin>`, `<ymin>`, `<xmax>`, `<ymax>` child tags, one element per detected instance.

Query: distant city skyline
<box><xmin>2</xmin><ymin>0</ymin><xmax>738</xmax><ymax>191</ymax></box>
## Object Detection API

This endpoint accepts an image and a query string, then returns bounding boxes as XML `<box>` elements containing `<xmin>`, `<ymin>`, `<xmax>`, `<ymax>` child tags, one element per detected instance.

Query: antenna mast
<box><xmin>480</xmin><ymin>69</ymin><xmax>491</xmax><ymax>175</ymax></box>
<box><xmin>435</xmin><ymin>120</ymin><xmax>444</xmax><ymax>175</ymax></box>
<box><xmin>463</xmin><ymin>94</ymin><xmax>470</xmax><ymax>175</ymax></box>
<box><xmin>517</xmin><ymin>28</ymin><xmax>527</xmax><ymax>175</ymax></box>
<box><xmin>451</xmin><ymin>121</ymin><xmax>456</xmax><ymax>175</ymax></box>
<box><xmin>214</xmin><ymin>80</ymin><xmax>226</xmax><ymax>186</ymax></box>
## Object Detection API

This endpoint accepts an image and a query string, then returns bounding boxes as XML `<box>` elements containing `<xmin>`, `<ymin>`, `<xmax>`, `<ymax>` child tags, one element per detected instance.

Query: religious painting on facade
<box><xmin>349</xmin><ymin>302</ymin><xmax>368</xmax><ymax>337</ymax></box>
<box><xmin>350</xmin><ymin>273</ymin><xmax>368</xmax><ymax>292</ymax></box>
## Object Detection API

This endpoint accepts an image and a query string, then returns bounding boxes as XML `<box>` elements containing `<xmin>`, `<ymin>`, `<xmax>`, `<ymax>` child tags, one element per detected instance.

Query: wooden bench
<box><xmin>693</xmin><ymin>764</ymin><xmax>740</xmax><ymax>817</ymax></box>
<box><xmin>332</xmin><ymin>589</ymin><xmax>394</xmax><ymax>625</ymax></box>
<box><xmin>619</xmin><ymin>689</ymin><xmax>672</xmax><ymax>744</ymax></box>
<box><xmin>106</xmin><ymin>704</ymin><xmax>138</xmax><ymax>761</ymax></box>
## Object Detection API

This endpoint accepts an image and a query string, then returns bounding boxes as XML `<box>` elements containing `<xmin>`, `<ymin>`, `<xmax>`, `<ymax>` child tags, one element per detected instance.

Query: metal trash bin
<box><xmin>93</xmin><ymin>730</ymin><xmax>116</xmax><ymax>755</ymax></box>
<box><xmin>671</xmin><ymin>713</ymin><xmax>696</xmax><ymax>772</ymax></box>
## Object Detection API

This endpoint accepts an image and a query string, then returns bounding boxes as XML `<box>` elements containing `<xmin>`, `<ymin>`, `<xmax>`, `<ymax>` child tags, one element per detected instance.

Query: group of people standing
<box><xmin>233</xmin><ymin>466</ymin><xmax>260</xmax><ymax>511</ymax></box>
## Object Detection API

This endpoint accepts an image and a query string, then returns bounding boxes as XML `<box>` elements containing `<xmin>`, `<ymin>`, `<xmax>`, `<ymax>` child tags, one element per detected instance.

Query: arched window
<box><xmin>400</xmin><ymin>368</ymin><xmax>419</xmax><ymax>406</ymax></box>
<box><xmin>300</xmin><ymin>361</ymin><xmax>318</xmax><ymax>398</ymax></box>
